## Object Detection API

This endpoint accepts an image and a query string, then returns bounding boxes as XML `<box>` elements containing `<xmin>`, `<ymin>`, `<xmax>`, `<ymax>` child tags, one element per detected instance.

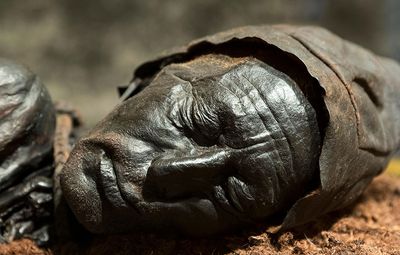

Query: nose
<box><xmin>61</xmin><ymin>136</ymin><xmax>147</xmax><ymax>233</ymax></box>
<box><xmin>60</xmin><ymin>142</ymin><xmax>105</xmax><ymax>233</ymax></box>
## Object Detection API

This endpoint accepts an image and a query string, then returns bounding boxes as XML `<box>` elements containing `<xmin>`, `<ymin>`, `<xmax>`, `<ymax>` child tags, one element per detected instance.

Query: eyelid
<box><xmin>352</xmin><ymin>77</ymin><xmax>382</xmax><ymax>108</ymax></box>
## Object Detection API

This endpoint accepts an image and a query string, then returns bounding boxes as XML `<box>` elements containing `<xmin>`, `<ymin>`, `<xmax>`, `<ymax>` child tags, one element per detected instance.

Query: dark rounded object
<box><xmin>0</xmin><ymin>59</ymin><xmax>55</xmax><ymax>191</ymax></box>
<box><xmin>0</xmin><ymin>59</ymin><xmax>55</xmax><ymax>244</ymax></box>
<box><xmin>61</xmin><ymin>25</ymin><xmax>400</xmax><ymax>236</ymax></box>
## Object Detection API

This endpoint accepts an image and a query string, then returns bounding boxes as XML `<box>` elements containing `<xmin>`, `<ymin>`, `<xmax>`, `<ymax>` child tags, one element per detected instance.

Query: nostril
<box><xmin>99</xmin><ymin>149</ymin><xmax>110</xmax><ymax>165</ymax></box>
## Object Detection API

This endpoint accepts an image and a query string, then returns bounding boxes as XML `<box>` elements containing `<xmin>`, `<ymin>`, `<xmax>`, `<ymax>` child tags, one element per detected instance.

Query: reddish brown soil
<box><xmin>1</xmin><ymin>173</ymin><xmax>400</xmax><ymax>255</ymax></box>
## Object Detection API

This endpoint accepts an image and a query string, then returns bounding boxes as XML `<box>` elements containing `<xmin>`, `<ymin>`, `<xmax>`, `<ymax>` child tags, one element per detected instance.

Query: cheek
<box><xmin>107</xmin><ymin>137</ymin><xmax>165</xmax><ymax>187</ymax></box>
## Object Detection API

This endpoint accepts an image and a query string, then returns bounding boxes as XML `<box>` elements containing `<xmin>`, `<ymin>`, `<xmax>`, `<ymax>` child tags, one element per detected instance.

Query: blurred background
<box><xmin>0</xmin><ymin>0</ymin><xmax>399</xmax><ymax>127</ymax></box>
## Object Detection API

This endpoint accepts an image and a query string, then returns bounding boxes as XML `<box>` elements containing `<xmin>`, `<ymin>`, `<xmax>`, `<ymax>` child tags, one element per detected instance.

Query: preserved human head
<box><xmin>61</xmin><ymin>54</ymin><xmax>320</xmax><ymax>235</ymax></box>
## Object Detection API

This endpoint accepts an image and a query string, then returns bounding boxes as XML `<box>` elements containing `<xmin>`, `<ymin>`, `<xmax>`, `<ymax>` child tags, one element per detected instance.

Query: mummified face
<box><xmin>61</xmin><ymin>54</ymin><xmax>320</xmax><ymax>235</ymax></box>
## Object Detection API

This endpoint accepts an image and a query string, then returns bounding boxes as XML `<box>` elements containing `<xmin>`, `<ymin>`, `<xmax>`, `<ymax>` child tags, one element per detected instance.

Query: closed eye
<box><xmin>353</xmin><ymin>77</ymin><xmax>382</xmax><ymax>108</ymax></box>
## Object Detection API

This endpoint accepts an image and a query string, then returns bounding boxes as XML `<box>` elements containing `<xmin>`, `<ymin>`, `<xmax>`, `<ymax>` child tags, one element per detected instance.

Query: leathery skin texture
<box><xmin>0</xmin><ymin>59</ymin><xmax>55</xmax><ymax>191</ymax></box>
<box><xmin>61</xmin><ymin>25</ymin><xmax>400</xmax><ymax>236</ymax></box>
<box><xmin>0</xmin><ymin>59</ymin><xmax>55</xmax><ymax>244</ymax></box>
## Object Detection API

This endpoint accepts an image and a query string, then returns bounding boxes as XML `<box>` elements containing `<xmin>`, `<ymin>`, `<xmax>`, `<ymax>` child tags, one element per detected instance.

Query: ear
<box><xmin>144</xmin><ymin>148</ymin><xmax>233</xmax><ymax>200</ymax></box>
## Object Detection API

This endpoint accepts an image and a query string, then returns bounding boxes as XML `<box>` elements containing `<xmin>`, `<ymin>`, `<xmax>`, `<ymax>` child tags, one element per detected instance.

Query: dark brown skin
<box><xmin>0</xmin><ymin>59</ymin><xmax>55</xmax><ymax>191</ymax></box>
<box><xmin>0</xmin><ymin>59</ymin><xmax>55</xmax><ymax>244</ymax></box>
<box><xmin>61</xmin><ymin>55</ymin><xmax>320</xmax><ymax>235</ymax></box>
<box><xmin>61</xmin><ymin>25</ymin><xmax>400</xmax><ymax>236</ymax></box>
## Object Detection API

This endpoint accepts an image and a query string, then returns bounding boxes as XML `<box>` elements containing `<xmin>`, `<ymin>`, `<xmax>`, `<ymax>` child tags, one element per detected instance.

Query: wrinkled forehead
<box><xmin>92</xmin><ymin>54</ymin><xmax>288</xmax><ymax>135</ymax></box>
<box><xmin>158</xmin><ymin>54</ymin><xmax>257</xmax><ymax>82</ymax></box>
<box><xmin>95</xmin><ymin>54</ymin><xmax>286</xmax><ymax>127</ymax></box>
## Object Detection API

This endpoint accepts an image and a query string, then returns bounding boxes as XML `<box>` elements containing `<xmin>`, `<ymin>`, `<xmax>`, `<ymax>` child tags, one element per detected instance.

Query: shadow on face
<box><xmin>61</xmin><ymin>54</ymin><xmax>320</xmax><ymax>235</ymax></box>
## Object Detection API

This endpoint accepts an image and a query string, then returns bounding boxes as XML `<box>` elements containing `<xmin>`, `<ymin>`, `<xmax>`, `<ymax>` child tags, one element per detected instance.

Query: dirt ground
<box><xmin>1</xmin><ymin>172</ymin><xmax>399</xmax><ymax>255</ymax></box>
